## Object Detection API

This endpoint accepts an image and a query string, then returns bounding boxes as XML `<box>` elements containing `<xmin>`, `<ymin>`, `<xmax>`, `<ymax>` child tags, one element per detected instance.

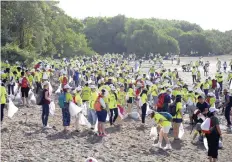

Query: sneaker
<box><xmin>44</xmin><ymin>125</ymin><xmax>52</xmax><ymax>129</ymax></box>
<box><xmin>152</xmin><ymin>142</ymin><xmax>162</xmax><ymax>148</ymax></box>
<box><xmin>164</xmin><ymin>144</ymin><xmax>172</xmax><ymax>150</ymax></box>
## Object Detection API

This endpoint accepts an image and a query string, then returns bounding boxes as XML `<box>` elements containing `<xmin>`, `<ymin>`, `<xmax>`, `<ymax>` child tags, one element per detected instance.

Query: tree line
<box><xmin>1</xmin><ymin>1</ymin><xmax>232</xmax><ymax>63</ymax></box>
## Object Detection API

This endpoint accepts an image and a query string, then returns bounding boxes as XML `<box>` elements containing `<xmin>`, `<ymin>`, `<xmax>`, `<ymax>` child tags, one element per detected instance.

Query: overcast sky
<box><xmin>59</xmin><ymin>0</ymin><xmax>232</xmax><ymax>32</ymax></box>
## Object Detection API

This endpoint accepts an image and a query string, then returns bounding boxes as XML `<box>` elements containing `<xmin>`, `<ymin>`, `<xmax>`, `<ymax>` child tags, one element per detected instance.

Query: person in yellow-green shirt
<box><xmin>108</xmin><ymin>86</ymin><xmax>118</xmax><ymax>126</ymax></box>
<box><xmin>140</xmin><ymin>89</ymin><xmax>148</xmax><ymax>124</ymax></box>
<box><xmin>127</xmin><ymin>84</ymin><xmax>135</xmax><ymax>115</ymax></box>
<box><xmin>74</xmin><ymin>86</ymin><xmax>82</xmax><ymax>132</ymax></box>
<box><xmin>81</xmin><ymin>83</ymin><xmax>91</xmax><ymax>102</ymax></box>
<box><xmin>150</xmin><ymin>111</ymin><xmax>172</xmax><ymax>150</ymax></box>
<box><xmin>117</xmin><ymin>85</ymin><xmax>126</xmax><ymax>107</ymax></box>
<box><xmin>148</xmin><ymin>84</ymin><xmax>158</xmax><ymax>108</ymax></box>
<box><xmin>62</xmin><ymin>84</ymin><xmax>73</xmax><ymax>132</ymax></box>
<box><xmin>88</xmin><ymin>85</ymin><xmax>98</xmax><ymax>129</ymax></box>
<box><xmin>203</xmin><ymin>79</ymin><xmax>210</xmax><ymax>96</ymax></box>
<box><xmin>172</xmin><ymin>95</ymin><xmax>183</xmax><ymax>140</ymax></box>
<box><xmin>35</xmin><ymin>69</ymin><xmax>42</xmax><ymax>94</ymax></box>
<box><xmin>1</xmin><ymin>82</ymin><xmax>7</xmax><ymax>121</ymax></box>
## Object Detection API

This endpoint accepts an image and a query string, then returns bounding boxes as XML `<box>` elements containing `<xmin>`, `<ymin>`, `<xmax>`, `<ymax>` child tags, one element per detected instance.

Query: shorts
<box><xmin>21</xmin><ymin>87</ymin><xmax>30</xmax><ymax>98</ymax></box>
<box><xmin>127</xmin><ymin>97</ymin><xmax>134</xmax><ymax>104</ymax></box>
<box><xmin>173</xmin><ymin>118</ymin><xmax>183</xmax><ymax>123</ymax></box>
<box><xmin>161</xmin><ymin>126</ymin><xmax>171</xmax><ymax>134</ymax></box>
<box><xmin>96</xmin><ymin>109</ymin><xmax>107</xmax><ymax>122</ymax></box>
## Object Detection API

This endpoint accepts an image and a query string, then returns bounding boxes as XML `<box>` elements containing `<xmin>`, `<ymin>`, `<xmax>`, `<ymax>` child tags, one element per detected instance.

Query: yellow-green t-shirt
<box><xmin>173</xmin><ymin>102</ymin><xmax>182</xmax><ymax>119</ymax></box>
<box><xmin>66</xmin><ymin>92</ymin><xmax>73</xmax><ymax>103</ymax></box>
<box><xmin>154</xmin><ymin>113</ymin><xmax>171</xmax><ymax>127</ymax></box>
<box><xmin>141</xmin><ymin>93</ymin><xmax>147</xmax><ymax>104</ymax></box>
<box><xmin>75</xmin><ymin>93</ymin><xmax>83</xmax><ymax>105</ymax></box>
<box><xmin>108</xmin><ymin>93</ymin><xmax>117</xmax><ymax>109</ymax></box>
<box><xmin>117</xmin><ymin>91</ymin><xmax>126</xmax><ymax>105</ymax></box>
<box><xmin>0</xmin><ymin>86</ymin><xmax>7</xmax><ymax>104</ymax></box>
<box><xmin>127</xmin><ymin>88</ymin><xmax>134</xmax><ymax>97</ymax></box>
<box><xmin>89</xmin><ymin>92</ymin><xmax>98</xmax><ymax>109</ymax></box>
<box><xmin>82</xmin><ymin>86</ymin><xmax>91</xmax><ymax>101</ymax></box>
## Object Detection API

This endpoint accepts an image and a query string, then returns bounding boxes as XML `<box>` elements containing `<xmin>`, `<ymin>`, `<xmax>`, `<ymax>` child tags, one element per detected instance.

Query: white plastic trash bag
<box><xmin>8</xmin><ymin>94</ymin><xmax>15</xmax><ymax>100</ymax></box>
<box><xmin>146</xmin><ymin>104</ymin><xmax>153</xmax><ymax>115</ymax></box>
<box><xmin>130</xmin><ymin>112</ymin><xmax>140</xmax><ymax>120</ymax></box>
<box><xmin>178</xmin><ymin>123</ymin><xmax>185</xmax><ymax>139</ymax></box>
<box><xmin>79</xmin><ymin>113</ymin><xmax>91</xmax><ymax>128</ymax></box>
<box><xmin>49</xmin><ymin>101</ymin><xmax>55</xmax><ymax>116</ymax></box>
<box><xmin>69</xmin><ymin>76</ymin><xmax>73</xmax><ymax>83</ymax></box>
<box><xmin>55</xmin><ymin>84</ymin><xmax>61</xmax><ymax>94</ymax></box>
<box><xmin>15</xmin><ymin>92</ymin><xmax>21</xmax><ymax>102</ymax></box>
<box><xmin>94</xmin><ymin>120</ymin><xmax>98</xmax><ymax>132</ymax></box>
<box><xmin>219</xmin><ymin>140</ymin><xmax>223</xmax><ymax>149</ymax></box>
<box><xmin>30</xmin><ymin>93</ymin><xmax>36</xmax><ymax>104</ymax></box>
<box><xmin>203</xmin><ymin>137</ymin><xmax>208</xmax><ymax>150</ymax></box>
<box><xmin>8</xmin><ymin>99</ymin><xmax>19</xmax><ymax>118</ymax></box>
<box><xmin>201</xmin><ymin>118</ymin><xmax>211</xmax><ymax>131</ymax></box>
<box><xmin>150</xmin><ymin>127</ymin><xmax>158</xmax><ymax>137</ymax></box>
<box><xmin>48</xmin><ymin>82</ymin><xmax>53</xmax><ymax>94</ymax></box>
<box><xmin>69</xmin><ymin>102</ymin><xmax>83</xmax><ymax>116</ymax></box>
<box><xmin>14</xmin><ymin>83</ymin><xmax>18</xmax><ymax>94</ymax></box>
<box><xmin>230</xmin><ymin>80</ymin><xmax>232</xmax><ymax>90</ymax></box>
<box><xmin>82</xmin><ymin>103</ymin><xmax>88</xmax><ymax>116</ymax></box>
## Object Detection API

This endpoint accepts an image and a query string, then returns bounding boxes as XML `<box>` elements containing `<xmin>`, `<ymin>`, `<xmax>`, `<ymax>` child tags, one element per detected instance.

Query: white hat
<box><xmin>64</xmin><ymin>84</ymin><xmax>72</xmax><ymax>89</ymax></box>
<box><xmin>208</xmin><ymin>92</ymin><xmax>214</xmax><ymax>97</ymax></box>
<box><xmin>76</xmin><ymin>86</ymin><xmax>82</xmax><ymax>91</ymax></box>
<box><xmin>90</xmin><ymin>85</ymin><xmax>96</xmax><ymax>89</ymax></box>
<box><xmin>209</xmin><ymin>107</ymin><xmax>219</xmax><ymax>113</ymax></box>
<box><xmin>111</xmin><ymin>86</ymin><xmax>116</xmax><ymax>91</ymax></box>
<box><xmin>173</xmin><ymin>85</ymin><xmax>179</xmax><ymax>89</ymax></box>
<box><xmin>167</xmin><ymin>88</ymin><xmax>172</xmax><ymax>92</ymax></box>
<box><xmin>137</xmin><ymin>76</ymin><xmax>142</xmax><ymax>80</ymax></box>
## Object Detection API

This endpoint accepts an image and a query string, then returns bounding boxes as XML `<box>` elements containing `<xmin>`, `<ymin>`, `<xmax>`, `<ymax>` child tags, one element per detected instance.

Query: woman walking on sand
<box><xmin>205</xmin><ymin>107</ymin><xmax>222</xmax><ymax>162</ymax></box>
<box><xmin>41</xmin><ymin>81</ymin><xmax>52</xmax><ymax>128</ymax></box>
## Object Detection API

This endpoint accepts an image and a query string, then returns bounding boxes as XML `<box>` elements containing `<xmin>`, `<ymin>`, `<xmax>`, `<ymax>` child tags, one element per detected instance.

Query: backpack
<box><xmin>62</xmin><ymin>76</ymin><xmax>68</xmax><ymax>85</ymax></box>
<box><xmin>94</xmin><ymin>97</ymin><xmax>102</xmax><ymax>111</ymax></box>
<box><xmin>157</xmin><ymin>93</ymin><xmax>166</xmax><ymax>108</ymax></box>
<box><xmin>169</xmin><ymin>102</ymin><xmax>178</xmax><ymax>116</ymax></box>
<box><xmin>58</xmin><ymin>93</ymin><xmax>66</xmax><ymax>109</ymax></box>
<box><xmin>159</xmin><ymin>112</ymin><xmax>173</xmax><ymax>122</ymax></box>
<box><xmin>36</xmin><ymin>88</ymin><xmax>44</xmax><ymax>105</ymax></box>
<box><xmin>21</xmin><ymin>77</ymin><xmax>28</xmax><ymax>88</ymax></box>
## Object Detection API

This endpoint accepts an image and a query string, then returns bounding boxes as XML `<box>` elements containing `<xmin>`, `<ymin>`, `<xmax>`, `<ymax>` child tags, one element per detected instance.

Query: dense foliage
<box><xmin>1</xmin><ymin>1</ymin><xmax>232</xmax><ymax>63</ymax></box>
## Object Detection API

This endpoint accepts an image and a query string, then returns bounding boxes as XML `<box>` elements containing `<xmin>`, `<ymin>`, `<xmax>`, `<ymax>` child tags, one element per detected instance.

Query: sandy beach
<box><xmin>1</xmin><ymin>55</ymin><xmax>232</xmax><ymax>162</ymax></box>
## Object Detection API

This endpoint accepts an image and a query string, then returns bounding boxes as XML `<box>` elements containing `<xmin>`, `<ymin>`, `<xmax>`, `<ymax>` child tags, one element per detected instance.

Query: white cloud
<box><xmin>59</xmin><ymin>0</ymin><xmax>232</xmax><ymax>31</ymax></box>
